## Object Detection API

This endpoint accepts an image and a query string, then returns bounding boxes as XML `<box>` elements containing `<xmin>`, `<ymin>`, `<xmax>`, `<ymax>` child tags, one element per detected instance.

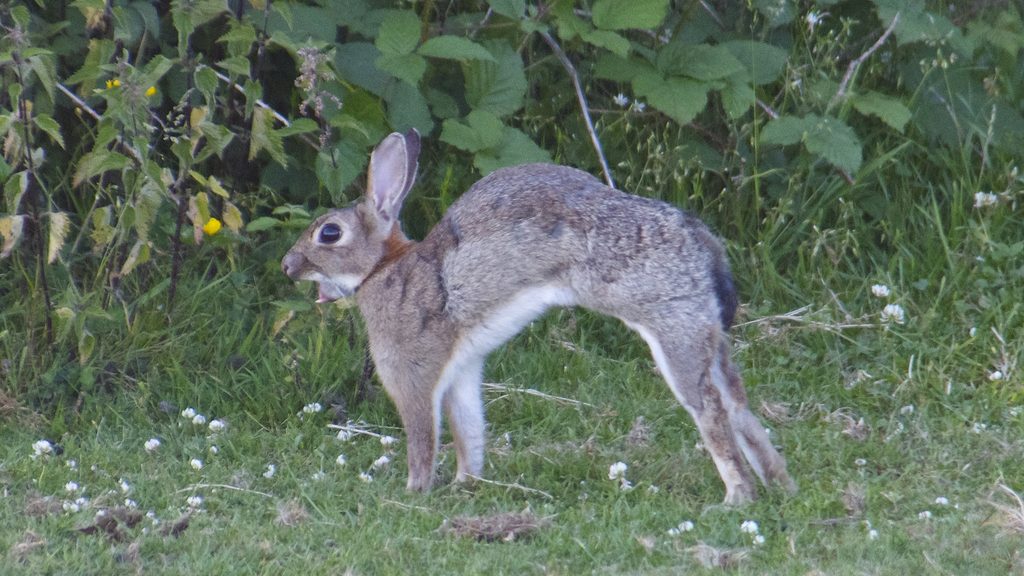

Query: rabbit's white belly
<box><xmin>431</xmin><ymin>284</ymin><xmax>577</xmax><ymax>407</ymax></box>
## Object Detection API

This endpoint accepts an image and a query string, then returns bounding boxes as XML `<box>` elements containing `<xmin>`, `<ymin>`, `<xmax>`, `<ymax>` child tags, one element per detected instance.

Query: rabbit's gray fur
<box><xmin>282</xmin><ymin>131</ymin><xmax>795</xmax><ymax>504</ymax></box>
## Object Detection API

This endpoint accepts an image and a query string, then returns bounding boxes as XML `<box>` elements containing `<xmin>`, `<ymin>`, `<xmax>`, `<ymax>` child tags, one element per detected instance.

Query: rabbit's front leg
<box><xmin>442</xmin><ymin>356</ymin><xmax>487</xmax><ymax>483</ymax></box>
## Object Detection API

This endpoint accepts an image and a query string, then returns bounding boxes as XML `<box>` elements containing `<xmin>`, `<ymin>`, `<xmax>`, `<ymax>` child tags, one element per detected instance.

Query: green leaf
<box><xmin>720</xmin><ymin>40</ymin><xmax>789</xmax><ymax>85</ymax></box>
<box><xmin>384</xmin><ymin>80</ymin><xmax>434</xmax><ymax>134</ymax></box>
<box><xmin>33</xmin><ymin>114</ymin><xmax>65</xmax><ymax>149</ymax></box>
<box><xmin>376</xmin><ymin>52</ymin><xmax>427</xmax><ymax>86</ymax></box>
<box><xmin>246</xmin><ymin>217</ymin><xmax>281</xmax><ymax>233</ymax></box>
<box><xmin>335</xmin><ymin>43</ymin><xmax>391</xmax><ymax>95</ymax></box>
<box><xmin>376</xmin><ymin>10</ymin><xmax>420</xmax><ymax>56</ymax></box>
<box><xmin>581</xmin><ymin>29</ymin><xmax>630</xmax><ymax>58</ymax></box>
<box><xmin>249</xmin><ymin>108</ymin><xmax>287</xmax><ymax>166</ymax></box>
<box><xmin>805</xmin><ymin>115</ymin><xmax>862</xmax><ymax>174</ymax></box>
<box><xmin>418</xmin><ymin>36</ymin><xmax>496</xmax><ymax>62</ymax></box>
<box><xmin>73</xmin><ymin>149</ymin><xmax>132</xmax><ymax>187</ymax></box>
<box><xmin>194</xmin><ymin>65</ymin><xmax>219</xmax><ymax>105</ymax></box>
<box><xmin>752</xmin><ymin>0</ymin><xmax>796</xmax><ymax>27</ymax></box>
<box><xmin>316</xmin><ymin>139</ymin><xmax>368</xmax><ymax>204</ymax></box>
<box><xmin>761</xmin><ymin>115</ymin><xmax>815</xmax><ymax>145</ymax></box>
<box><xmin>592</xmin><ymin>0</ymin><xmax>669</xmax><ymax>30</ymax></box>
<box><xmin>463</xmin><ymin>41</ymin><xmax>527</xmax><ymax>117</ymax></box>
<box><xmin>217</xmin><ymin>56</ymin><xmax>252</xmax><ymax>78</ymax></box>
<box><xmin>851</xmin><ymin>91</ymin><xmax>912</xmax><ymax>132</ymax></box>
<box><xmin>873</xmin><ymin>0</ymin><xmax>960</xmax><ymax>47</ymax></box>
<box><xmin>134</xmin><ymin>179</ymin><xmax>164</xmax><ymax>243</ymax></box>
<box><xmin>720</xmin><ymin>74</ymin><xmax>756</xmax><ymax>119</ymax></box>
<box><xmin>46</xmin><ymin>213</ymin><xmax>70</xmax><ymax>264</ymax></box>
<box><xmin>487</xmin><ymin>0</ymin><xmax>526</xmax><ymax>19</ymax></box>
<box><xmin>0</xmin><ymin>215</ymin><xmax>26</xmax><ymax>259</ymax></box>
<box><xmin>474</xmin><ymin>127</ymin><xmax>551</xmax><ymax>175</ymax></box>
<box><xmin>658</xmin><ymin>43</ymin><xmax>744</xmax><ymax>81</ymax></box>
<box><xmin>633</xmin><ymin>72</ymin><xmax>710</xmax><ymax>125</ymax></box>
<box><xmin>277</xmin><ymin>118</ymin><xmax>320</xmax><ymax>138</ymax></box>
<box><xmin>440</xmin><ymin>110</ymin><xmax>504</xmax><ymax>152</ymax></box>
<box><xmin>594</xmin><ymin>54</ymin><xmax>649</xmax><ymax>83</ymax></box>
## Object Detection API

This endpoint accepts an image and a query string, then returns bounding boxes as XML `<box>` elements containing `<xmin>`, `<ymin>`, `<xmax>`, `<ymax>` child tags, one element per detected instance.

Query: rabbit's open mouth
<box><xmin>316</xmin><ymin>282</ymin><xmax>352</xmax><ymax>303</ymax></box>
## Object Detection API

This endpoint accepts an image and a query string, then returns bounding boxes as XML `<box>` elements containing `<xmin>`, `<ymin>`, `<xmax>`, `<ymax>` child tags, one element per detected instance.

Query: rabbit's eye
<box><xmin>318</xmin><ymin>223</ymin><xmax>343</xmax><ymax>244</ymax></box>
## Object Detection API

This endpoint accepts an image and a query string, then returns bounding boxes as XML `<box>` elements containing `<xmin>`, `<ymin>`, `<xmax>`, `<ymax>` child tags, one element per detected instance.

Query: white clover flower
<box><xmin>124</xmin><ymin>498</ymin><xmax>138</xmax><ymax>509</ymax></box>
<box><xmin>694</xmin><ymin>441</ymin><xmax>705</xmax><ymax>452</ymax></box>
<box><xmin>647</xmin><ymin>485</ymin><xmax>660</xmax><ymax>494</ymax></box>
<box><xmin>969</xmin><ymin>326</ymin><xmax>978</xmax><ymax>337</ymax></box>
<box><xmin>336</xmin><ymin>429</ymin><xmax>353</xmax><ymax>442</ymax></box>
<box><xmin>181</xmin><ymin>407</ymin><xmax>197</xmax><ymax>419</ymax></box>
<box><xmin>935</xmin><ymin>496</ymin><xmax>949</xmax><ymax>506</ymax></box>
<box><xmin>989</xmin><ymin>370</ymin><xmax>1005</xmax><ymax>381</ymax></box>
<box><xmin>613</xmin><ymin>93</ymin><xmax>630</xmax><ymax>107</ymax></box>
<box><xmin>899</xmin><ymin>405</ymin><xmax>915</xmax><ymax>416</ymax></box>
<box><xmin>918</xmin><ymin>510</ymin><xmax>932</xmax><ymax>520</ymax></box>
<box><xmin>855</xmin><ymin>458</ymin><xmax>868</xmax><ymax>467</ymax></box>
<box><xmin>753</xmin><ymin>534</ymin><xmax>766</xmax><ymax>545</ymax></box>
<box><xmin>63</xmin><ymin>500</ymin><xmax>81</xmax><ymax>513</ymax></box>
<box><xmin>32</xmin><ymin>439</ymin><xmax>53</xmax><ymax>458</ymax></box>
<box><xmin>191</xmin><ymin>414</ymin><xmax>207</xmax><ymax>426</ymax></box>
<box><xmin>302</xmin><ymin>402</ymin><xmax>323</xmax><ymax>414</ymax></box>
<box><xmin>619</xmin><ymin>479</ymin><xmax>634</xmax><ymax>492</ymax></box>
<box><xmin>740</xmin><ymin>520</ymin><xmax>760</xmax><ymax>534</ymax></box>
<box><xmin>678</xmin><ymin>520</ymin><xmax>694</xmax><ymax>532</ymax></box>
<box><xmin>208</xmin><ymin>445</ymin><xmax>219</xmax><ymax>455</ymax></box>
<box><xmin>65</xmin><ymin>481</ymin><xmax>80</xmax><ymax>493</ymax></box>
<box><xmin>868</xmin><ymin>528</ymin><xmax>879</xmax><ymax>540</ymax></box>
<box><xmin>119</xmin><ymin>479</ymin><xmax>131</xmax><ymax>494</ymax></box>
<box><xmin>144</xmin><ymin>438</ymin><xmax>161</xmax><ymax>453</ymax></box>
<box><xmin>146</xmin><ymin>510</ymin><xmax>158</xmax><ymax>522</ymax></box>
<box><xmin>208</xmin><ymin>419</ymin><xmax>227</xmax><ymax>433</ymax></box>
<box><xmin>312</xmin><ymin>471</ymin><xmax>326</xmax><ymax>481</ymax></box>
<box><xmin>380</xmin><ymin>435</ymin><xmax>398</xmax><ymax>449</ymax></box>
<box><xmin>335</xmin><ymin>454</ymin><xmax>347</xmax><ymax>466</ymax></box>
<box><xmin>66</xmin><ymin>459</ymin><xmax>78</xmax><ymax>470</ymax></box>
<box><xmin>871</xmin><ymin>284</ymin><xmax>891</xmax><ymax>298</ymax></box>
<box><xmin>881</xmin><ymin>303</ymin><xmax>906</xmax><ymax>324</ymax></box>
<box><xmin>633</xmin><ymin>101</ymin><xmax>647</xmax><ymax>112</ymax></box>
<box><xmin>972</xmin><ymin>422</ymin><xmax>988</xmax><ymax>433</ymax></box>
<box><xmin>189</xmin><ymin>458</ymin><xmax>204</xmax><ymax>471</ymax></box>
<box><xmin>608</xmin><ymin>461</ymin><xmax>628</xmax><ymax>480</ymax></box>
<box><xmin>186</xmin><ymin>495</ymin><xmax>203</xmax><ymax>508</ymax></box>
<box><xmin>358</xmin><ymin>472</ymin><xmax>373</xmax><ymax>483</ymax></box>
<box><xmin>667</xmin><ymin>527</ymin><xmax>681</xmax><ymax>536</ymax></box>
<box><xmin>372</xmin><ymin>455</ymin><xmax>391</xmax><ymax>470</ymax></box>
<box><xmin>974</xmin><ymin>191</ymin><xmax>999</xmax><ymax>208</ymax></box>
<box><xmin>263</xmin><ymin>464</ymin><xmax>276</xmax><ymax>479</ymax></box>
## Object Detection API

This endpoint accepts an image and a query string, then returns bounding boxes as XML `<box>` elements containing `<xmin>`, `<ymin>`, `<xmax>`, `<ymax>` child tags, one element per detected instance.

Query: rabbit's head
<box><xmin>282</xmin><ymin>130</ymin><xmax>420</xmax><ymax>302</ymax></box>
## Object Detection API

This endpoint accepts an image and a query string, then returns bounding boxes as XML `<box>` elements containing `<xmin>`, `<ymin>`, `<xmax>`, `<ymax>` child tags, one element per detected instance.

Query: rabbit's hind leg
<box><xmin>442</xmin><ymin>355</ymin><xmax>487</xmax><ymax>484</ymax></box>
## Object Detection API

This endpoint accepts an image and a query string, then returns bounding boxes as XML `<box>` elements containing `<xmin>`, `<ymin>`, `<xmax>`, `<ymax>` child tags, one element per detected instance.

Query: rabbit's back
<box><xmin>435</xmin><ymin>164</ymin><xmax>735</xmax><ymax>330</ymax></box>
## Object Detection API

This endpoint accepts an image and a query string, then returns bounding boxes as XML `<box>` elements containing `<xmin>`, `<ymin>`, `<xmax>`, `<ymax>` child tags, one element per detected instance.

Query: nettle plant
<box><xmin>0</xmin><ymin>1</ymin><xmax>1020</xmax><ymax>386</ymax></box>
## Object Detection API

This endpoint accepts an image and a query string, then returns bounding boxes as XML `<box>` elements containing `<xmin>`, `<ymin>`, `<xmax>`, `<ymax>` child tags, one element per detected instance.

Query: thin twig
<box><xmin>327</xmin><ymin>422</ymin><xmax>401</xmax><ymax>439</ymax></box>
<box><xmin>175</xmin><ymin>483</ymin><xmax>274</xmax><ymax>498</ymax></box>
<box><xmin>829</xmin><ymin>12</ymin><xmax>900</xmax><ymax>111</ymax></box>
<box><xmin>211</xmin><ymin>67</ymin><xmax>291</xmax><ymax>127</ymax></box>
<box><xmin>483</xmin><ymin>382</ymin><xmax>595</xmax><ymax>408</ymax></box>
<box><xmin>539</xmin><ymin>31</ymin><xmax>616</xmax><ymax>189</ymax></box>
<box><xmin>464</xmin><ymin>474</ymin><xmax>554</xmax><ymax>500</ymax></box>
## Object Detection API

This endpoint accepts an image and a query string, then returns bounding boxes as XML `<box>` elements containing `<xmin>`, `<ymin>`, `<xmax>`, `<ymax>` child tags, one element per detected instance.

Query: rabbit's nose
<box><xmin>281</xmin><ymin>252</ymin><xmax>301</xmax><ymax>278</ymax></box>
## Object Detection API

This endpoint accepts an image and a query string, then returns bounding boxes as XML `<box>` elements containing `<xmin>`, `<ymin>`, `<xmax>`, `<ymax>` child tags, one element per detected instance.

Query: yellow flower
<box><xmin>145</xmin><ymin>86</ymin><xmax>157</xmax><ymax>97</ymax></box>
<box><xmin>105</xmin><ymin>78</ymin><xmax>121</xmax><ymax>89</ymax></box>
<box><xmin>202</xmin><ymin>217</ymin><xmax>222</xmax><ymax>236</ymax></box>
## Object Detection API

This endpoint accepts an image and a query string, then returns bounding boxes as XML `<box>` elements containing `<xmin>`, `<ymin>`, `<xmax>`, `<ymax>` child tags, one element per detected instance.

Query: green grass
<box><xmin>3</xmin><ymin>142</ymin><xmax>1024</xmax><ymax>574</ymax></box>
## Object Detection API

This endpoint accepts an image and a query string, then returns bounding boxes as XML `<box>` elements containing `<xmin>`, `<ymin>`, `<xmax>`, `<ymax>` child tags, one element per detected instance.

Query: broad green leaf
<box><xmin>805</xmin><ymin>115</ymin><xmax>862</xmax><ymax>174</ymax></box>
<box><xmin>73</xmin><ymin>149</ymin><xmax>131</xmax><ymax>187</ymax></box>
<box><xmin>552</xmin><ymin>2</ymin><xmax>629</xmax><ymax>57</ymax></box>
<box><xmin>47</xmin><ymin>212</ymin><xmax>71</xmax><ymax>264</ymax></box>
<box><xmin>78</xmin><ymin>328</ymin><xmax>96</xmax><ymax>365</ymax></box>
<box><xmin>249</xmin><ymin>107</ymin><xmax>287</xmax><ymax>166</ymax></box>
<box><xmin>760</xmin><ymin>114</ymin><xmax>816</xmax><ymax>146</ymax></box>
<box><xmin>851</xmin><ymin>91</ymin><xmax>912</xmax><ymax>132</ymax></box>
<box><xmin>316</xmin><ymin>139</ymin><xmax>368</xmax><ymax>203</ymax></box>
<box><xmin>418</xmin><ymin>36</ymin><xmax>495</xmax><ymax>62</ymax></box>
<box><xmin>384</xmin><ymin>80</ymin><xmax>433</xmax><ymax>134</ymax></box>
<box><xmin>720</xmin><ymin>40</ymin><xmax>789</xmax><ymax>85</ymax></box>
<box><xmin>188</xmin><ymin>192</ymin><xmax>211</xmax><ymax>244</ymax></box>
<box><xmin>873</xmin><ymin>0</ymin><xmax>961</xmax><ymax>47</ymax></box>
<box><xmin>720</xmin><ymin>74</ymin><xmax>756</xmax><ymax>119</ymax></box>
<box><xmin>90</xmin><ymin>206</ymin><xmax>114</xmax><ymax>252</ymax></box>
<box><xmin>474</xmin><ymin>127</ymin><xmax>551</xmax><ymax>175</ymax></box>
<box><xmin>246</xmin><ymin>217</ymin><xmax>280</xmax><ymax>232</ymax></box>
<box><xmin>594</xmin><ymin>53</ymin><xmax>650</xmax><ymax>83</ymax></box>
<box><xmin>4</xmin><ymin>171</ymin><xmax>27</xmax><ymax>215</ymax></box>
<box><xmin>581</xmin><ymin>29</ymin><xmax>630</xmax><ymax>58</ymax></box>
<box><xmin>592</xmin><ymin>0</ymin><xmax>668</xmax><ymax>30</ymax></box>
<box><xmin>223</xmin><ymin>201</ymin><xmax>244</xmax><ymax>232</ymax></box>
<box><xmin>119</xmin><ymin>241</ymin><xmax>150</xmax><ymax>277</ymax></box>
<box><xmin>657</xmin><ymin>43</ymin><xmax>744</xmax><ymax>81</ymax></box>
<box><xmin>335</xmin><ymin>43</ymin><xmax>391</xmax><ymax>95</ymax></box>
<box><xmin>217</xmin><ymin>56</ymin><xmax>252</xmax><ymax>78</ymax></box>
<box><xmin>463</xmin><ymin>41</ymin><xmax>526</xmax><ymax>117</ymax></box>
<box><xmin>376</xmin><ymin>52</ymin><xmax>427</xmax><ymax>86</ymax></box>
<box><xmin>33</xmin><ymin>114</ymin><xmax>65</xmax><ymax>149</ymax></box>
<box><xmin>27</xmin><ymin>54</ymin><xmax>57</xmax><ymax>102</ymax></box>
<box><xmin>633</xmin><ymin>72</ymin><xmax>710</xmax><ymax>126</ymax></box>
<box><xmin>218</xmin><ymin>21</ymin><xmax>257</xmax><ymax>58</ymax></box>
<box><xmin>134</xmin><ymin>180</ymin><xmax>163</xmax><ymax>243</ymax></box>
<box><xmin>194</xmin><ymin>65</ymin><xmax>219</xmax><ymax>105</ymax></box>
<box><xmin>487</xmin><ymin>0</ymin><xmax>526</xmax><ymax>19</ymax></box>
<box><xmin>440</xmin><ymin>109</ymin><xmax>504</xmax><ymax>152</ymax></box>
<box><xmin>277</xmin><ymin>118</ymin><xmax>320</xmax><ymax>137</ymax></box>
<box><xmin>376</xmin><ymin>10</ymin><xmax>420</xmax><ymax>56</ymax></box>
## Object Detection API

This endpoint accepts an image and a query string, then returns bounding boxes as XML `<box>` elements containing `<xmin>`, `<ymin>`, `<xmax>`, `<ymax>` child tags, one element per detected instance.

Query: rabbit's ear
<box><xmin>366</xmin><ymin>129</ymin><xmax>420</xmax><ymax>228</ymax></box>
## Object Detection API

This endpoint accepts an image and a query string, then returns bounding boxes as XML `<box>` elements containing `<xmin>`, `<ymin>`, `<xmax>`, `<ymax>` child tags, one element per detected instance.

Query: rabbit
<box><xmin>282</xmin><ymin>130</ymin><xmax>796</xmax><ymax>504</ymax></box>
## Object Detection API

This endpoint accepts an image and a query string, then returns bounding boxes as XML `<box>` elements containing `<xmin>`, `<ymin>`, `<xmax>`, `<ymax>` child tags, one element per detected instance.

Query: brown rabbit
<box><xmin>282</xmin><ymin>131</ymin><xmax>795</xmax><ymax>504</ymax></box>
